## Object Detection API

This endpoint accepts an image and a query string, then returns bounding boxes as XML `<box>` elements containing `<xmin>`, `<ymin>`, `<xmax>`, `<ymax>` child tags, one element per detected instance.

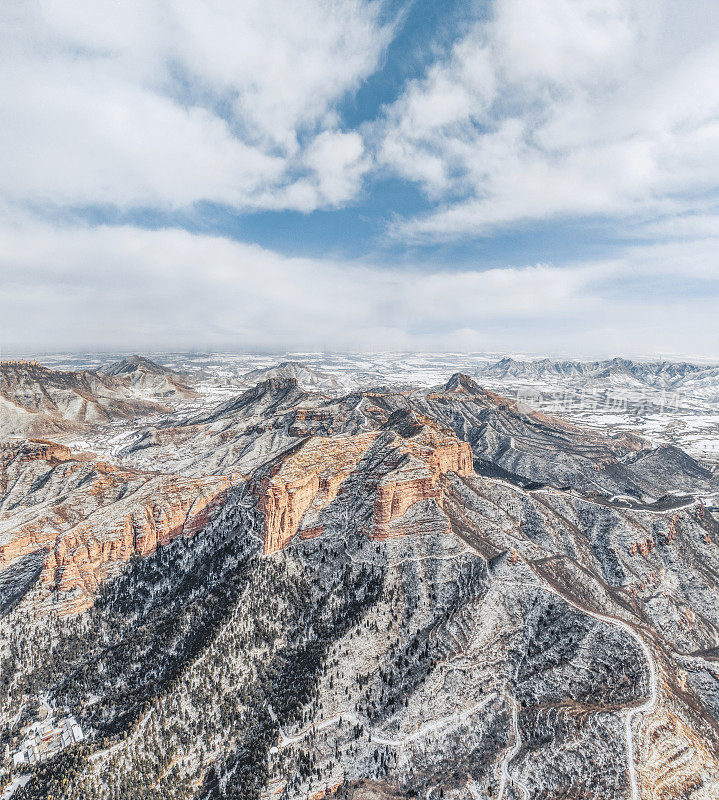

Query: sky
<box><xmin>1</xmin><ymin>0</ymin><xmax>719</xmax><ymax>359</ymax></box>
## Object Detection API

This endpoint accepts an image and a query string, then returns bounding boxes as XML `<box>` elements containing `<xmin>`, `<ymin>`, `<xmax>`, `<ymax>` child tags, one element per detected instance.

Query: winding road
<box><xmin>279</xmin><ymin>693</ymin><xmax>498</xmax><ymax>752</ymax></box>
<box><xmin>495</xmin><ymin>578</ymin><xmax>659</xmax><ymax>800</ymax></box>
<box><xmin>496</xmin><ymin>688</ymin><xmax>529</xmax><ymax>800</ymax></box>
<box><xmin>536</xmin><ymin>584</ymin><xmax>659</xmax><ymax>800</ymax></box>
<box><xmin>276</xmin><ymin>536</ymin><xmax>659</xmax><ymax>800</ymax></box>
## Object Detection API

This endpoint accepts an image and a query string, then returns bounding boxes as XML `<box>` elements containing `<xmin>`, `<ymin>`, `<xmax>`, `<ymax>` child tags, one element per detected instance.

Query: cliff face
<box><xmin>0</xmin><ymin>439</ymin><xmax>239</xmax><ymax>614</ymax></box>
<box><xmin>39</xmin><ymin>476</ymin><xmax>237</xmax><ymax>615</ymax></box>
<box><xmin>372</xmin><ymin>418</ymin><xmax>473</xmax><ymax>538</ymax></box>
<box><xmin>372</xmin><ymin>457</ymin><xmax>444</xmax><ymax>538</ymax></box>
<box><xmin>255</xmin><ymin>433</ymin><xmax>380</xmax><ymax>554</ymax></box>
<box><xmin>1</xmin><ymin>388</ymin><xmax>473</xmax><ymax>611</ymax></box>
<box><xmin>254</xmin><ymin>420</ymin><xmax>473</xmax><ymax>554</ymax></box>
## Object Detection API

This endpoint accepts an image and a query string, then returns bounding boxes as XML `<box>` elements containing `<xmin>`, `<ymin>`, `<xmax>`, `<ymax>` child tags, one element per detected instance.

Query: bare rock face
<box><xmin>0</xmin><ymin>439</ymin><xmax>239</xmax><ymax>614</ymax></box>
<box><xmin>37</xmin><ymin>474</ymin><xmax>238</xmax><ymax>615</ymax></box>
<box><xmin>372</xmin><ymin>413</ymin><xmax>473</xmax><ymax>539</ymax></box>
<box><xmin>254</xmin><ymin>414</ymin><xmax>472</xmax><ymax>554</ymax></box>
<box><xmin>255</xmin><ymin>433</ymin><xmax>380</xmax><ymax>554</ymax></box>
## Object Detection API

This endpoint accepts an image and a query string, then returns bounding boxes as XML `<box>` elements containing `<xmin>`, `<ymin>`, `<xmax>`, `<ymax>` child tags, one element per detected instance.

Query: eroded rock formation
<box><xmin>255</xmin><ymin>433</ymin><xmax>380</xmax><ymax>554</ymax></box>
<box><xmin>0</xmin><ymin>439</ymin><xmax>239</xmax><ymax>614</ymax></box>
<box><xmin>255</xmin><ymin>415</ymin><xmax>473</xmax><ymax>553</ymax></box>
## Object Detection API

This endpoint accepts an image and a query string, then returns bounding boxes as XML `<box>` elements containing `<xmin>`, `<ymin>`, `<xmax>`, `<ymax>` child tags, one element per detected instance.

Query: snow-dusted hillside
<box><xmin>1</xmin><ymin>354</ymin><xmax>718</xmax><ymax>800</ymax></box>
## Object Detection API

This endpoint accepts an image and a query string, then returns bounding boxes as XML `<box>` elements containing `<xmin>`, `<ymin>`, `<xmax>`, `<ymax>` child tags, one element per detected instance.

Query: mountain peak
<box><xmin>443</xmin><ymin>373</ymin><xmax>484</xmax><ymax>394</ymax></box>
<box><xmin>240</xmin><ymin>361</ymin><xmax>344</xmax><ymax>391</ymax></box>
<box><xmin>103</xmin><ymin>354</ymin><xmax>175</xmax><ymax>376</ymax></box>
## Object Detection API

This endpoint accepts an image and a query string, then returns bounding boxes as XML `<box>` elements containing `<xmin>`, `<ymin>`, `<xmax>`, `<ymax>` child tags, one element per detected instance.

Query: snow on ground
<box><xmin>27</xmin><ymin>352</ymin><xmax>719</xmax><ymax>471</ymax></box>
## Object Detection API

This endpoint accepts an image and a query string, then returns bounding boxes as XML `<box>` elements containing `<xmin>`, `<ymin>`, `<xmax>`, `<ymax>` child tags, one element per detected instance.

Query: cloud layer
<box><xmin>1</xmin><ymin>0</ymin><xmax>390</xmax><ymax>211</ymax></box>
<box><xmin>378</xmin><ymin>0</ymin><xmax>719</xmax><ymax>238</ymax></box>
<box><xmin>1</xmin><ymin>0</ymin><xmax>718</xmax><ymax>356</ymax></box>
<box><xmin>2</xmin><ymin>214</ymin><xmax>717</xmax><ymax>358</ymax></box>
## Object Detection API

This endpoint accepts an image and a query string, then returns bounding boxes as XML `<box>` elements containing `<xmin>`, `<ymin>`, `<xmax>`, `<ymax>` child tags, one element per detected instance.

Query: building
<box><xmin>11</xmin><ymin>716</ymin><xmax>84</xmax><ymax>767</ymax></box>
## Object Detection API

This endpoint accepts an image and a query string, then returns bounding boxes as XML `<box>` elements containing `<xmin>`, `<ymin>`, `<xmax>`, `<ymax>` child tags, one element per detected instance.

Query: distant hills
<box><xmin>0</xmin><ymin>356</ymin><xmax>195</xmax><ymax>437</ymax></box>
<box><xmin>474</xmin><ymin>356</ymin><xmax>719</xmax><ymax>398</ymax></box>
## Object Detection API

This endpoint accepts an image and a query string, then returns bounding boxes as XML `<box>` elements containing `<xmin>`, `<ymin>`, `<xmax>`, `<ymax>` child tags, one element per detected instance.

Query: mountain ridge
<box><xmin>1</xmin><ymin>356</ymin><xmax>718</xmax><ymax>800</ymax></box>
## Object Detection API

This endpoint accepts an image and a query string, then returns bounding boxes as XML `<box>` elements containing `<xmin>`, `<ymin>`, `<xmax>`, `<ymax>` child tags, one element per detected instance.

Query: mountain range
<box><xmin>473</xmin><ymin>357</ymin><xmax>719</xmax><ymax>404</ymax></box>
<box><xmin>0</xmin><ymin>355</ymin><xmax>718</xmax><ymax>800</ymax></box>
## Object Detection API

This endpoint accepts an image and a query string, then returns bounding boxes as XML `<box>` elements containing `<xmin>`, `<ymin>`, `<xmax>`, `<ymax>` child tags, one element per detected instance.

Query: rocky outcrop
<box><xmin>255</xmin><ymin>415</ymin><xmax>473</xmax><ymax>553</ymax></box>
<box><xmin>39</xmin><ymin>475</ymin><xmax>236</xmax><ymax>614</ymax></box>
<box><xmin>372</xmin><ymin>415</ymin><xmax>473</xmax><ymax>538</ymax></box>
<box><xmin>0</xmin><ymin>441</ymin><xmax>240</xmax><ymax>614</ymax></box>
<box><xmin>256</xmin><ymin>433</ymin><xmax>380</xmax><ymax>554</ymax></box>
<box><xmin>0</xmin><ymin>438</ymin><xmax>75</xmax><ymax>493</ymax></box>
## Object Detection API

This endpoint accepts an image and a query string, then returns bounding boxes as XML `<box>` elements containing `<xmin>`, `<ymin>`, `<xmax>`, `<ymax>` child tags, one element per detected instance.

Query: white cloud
<box><xmin>630</xmin><ymin>212</ymin><xmax>719</xmax><ymax>241</ymax></box>
<box><xmin>378</xmin><ymin>0</ymin><xmax>719</xmax><ymax>238</ymax></box>
<box><xmin>0</xmin><ymin>0</ymin><xmax>391</xmax><ymax>212</ymax></box>
<box><xmin>1</xmin><ymin>216</ymin><xmax>717</xmax><ymax>357</ymax></box>
<box><xmin>1</xmin><ymin>0</ymin><xmax>717</xmax><ymax>360</ymax></box>
<box><xmin>270</xmin><ymin>130</ymin><xmax>371</xmax><ymax>211</ymax></box>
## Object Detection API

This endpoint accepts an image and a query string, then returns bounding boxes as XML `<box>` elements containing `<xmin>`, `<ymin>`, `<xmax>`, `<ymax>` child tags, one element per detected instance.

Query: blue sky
<box><xmin>1</xmin><ymin>0</ymin><xmax>718</xmax><ymax>358</ymax></box>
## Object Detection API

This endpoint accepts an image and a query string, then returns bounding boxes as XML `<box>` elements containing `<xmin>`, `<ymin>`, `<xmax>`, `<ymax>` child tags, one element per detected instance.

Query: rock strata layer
<box><xmin>255</xmin><ymin>418</ymin><xmax>473</xmax><ymax>554</ymax></box>
<box><xmin>0</xmin><ymin>439</ymin><xmax>239</xmax><ymax>614</ymax></box>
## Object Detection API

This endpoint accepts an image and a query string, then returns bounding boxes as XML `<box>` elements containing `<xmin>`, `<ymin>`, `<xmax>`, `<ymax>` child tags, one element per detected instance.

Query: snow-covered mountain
<box><xmin>238</xmin><ymin>361</ymin><xmax>349</xmax><ymax>392</ymax></box>
<box><xmin>474</xmin><ymin>356</ymin><xmax>719</xmax><ymax>398</ymax></box>
<box><xmin>1</xmin><ymin>355</ymin><xmax>719</xmax><ymax>800</ymax></box>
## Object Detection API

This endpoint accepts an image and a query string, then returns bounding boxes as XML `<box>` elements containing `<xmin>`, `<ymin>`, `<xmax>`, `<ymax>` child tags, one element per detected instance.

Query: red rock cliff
<box><xmin>255</xmin><ymin>421</ymin><xmax>473</xmax><ymax>553</ymax></box>
<box><xmin>0</xmin><ymin>441</ymin><xmax>240</xmax><ymax>615</ymax></box>
<box><xmin>39</xmin><ymin>474</ymin><xmax>237</xmax><ymax>615</ymax></box>
<box><xmin>372</xmin><ymin>421</ymin><xmax>473</xmax><ymax>538</ymax></box>
<box><xmin>256</xmin><ymin>433</ymin><xmax>379</xmax><ymax>554</ymax></box>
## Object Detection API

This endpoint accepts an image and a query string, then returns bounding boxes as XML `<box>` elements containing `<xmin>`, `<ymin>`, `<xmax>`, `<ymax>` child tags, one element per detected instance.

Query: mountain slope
<box><xmin>0</xmin><ymin>367</ymin><xmax>718</xmax><ymax>800</ymax></box>
<box><xmin>0</xmin><ymin>360</ymin><xmax>169</xmax><ymax>437</ymax></box>
<box><xmin>3</xmin><ymin>449</ymin><xmax>718</xmax><ymax>800</ymax></box>
<box><xmin>0</xmin><ymin>439</ymin><xmax>239</xmax><ymax>615</ymax></box>
<box><xmin>101</xmin><ymin>355</ymin><xmax>197</xmax><ymax>399</ymax></box>
<box><xmin>417</xmin><ymin>374</ymin><xmax>715</xmax><ymax>501</ymax></box>
<box><xmin>475</xmin><ymin>356</ymin><xmax>719</xmax><ymax>406</ymax></box>
<box><xmin>239</xmin><ymin>362</ymin><xmax>347</xmax><ymax>392</ymax></box>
